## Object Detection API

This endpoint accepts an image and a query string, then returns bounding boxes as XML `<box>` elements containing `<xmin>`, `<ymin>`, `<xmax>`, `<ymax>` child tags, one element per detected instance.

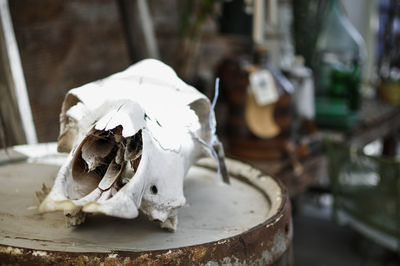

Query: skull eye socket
<box><xmin>150</xmin><ymin>185</ymin><xmax>158</xmax><ymax>195</ymax></box>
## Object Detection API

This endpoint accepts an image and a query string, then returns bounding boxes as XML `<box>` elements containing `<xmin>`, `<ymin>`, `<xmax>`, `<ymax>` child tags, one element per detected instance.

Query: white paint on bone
<box><xmin>39</xmin><ymin>59</ymin><xmax>218</xmax><ymax>231</ymax></box>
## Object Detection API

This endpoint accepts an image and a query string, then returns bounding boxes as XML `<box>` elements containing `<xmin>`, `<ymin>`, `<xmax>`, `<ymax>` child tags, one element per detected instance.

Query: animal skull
<box><xmin>39</xmin><ymin>59</ymin><xmax>225</xmax><ymax>231</ymax></box>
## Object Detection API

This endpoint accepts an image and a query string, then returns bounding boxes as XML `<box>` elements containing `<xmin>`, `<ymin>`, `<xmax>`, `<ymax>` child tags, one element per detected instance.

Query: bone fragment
<box><xmin>98</xmin><ymin>160</ymin><xmax>125</xmax><ymax>191</ymax></box>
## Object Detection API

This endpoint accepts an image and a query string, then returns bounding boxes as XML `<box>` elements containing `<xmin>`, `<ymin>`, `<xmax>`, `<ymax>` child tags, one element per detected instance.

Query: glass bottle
<box><xmin>313</xmin><ymin>0</ymin><xmax>366</xmax><ymax>129</ymax></box>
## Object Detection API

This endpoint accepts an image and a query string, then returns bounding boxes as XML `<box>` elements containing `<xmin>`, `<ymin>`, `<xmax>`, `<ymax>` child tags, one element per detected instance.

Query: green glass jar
<box><xmin>313</xmin><ymin>0</ymin><xmax>366</xmax><ymax>129</ymax></box>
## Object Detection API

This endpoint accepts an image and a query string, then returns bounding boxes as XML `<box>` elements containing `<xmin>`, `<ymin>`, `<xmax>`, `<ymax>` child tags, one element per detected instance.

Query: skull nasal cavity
<box><xmin>127</xmin><ymin>130</ymin><xmax>142</xmax><ymax>153</ymax></box>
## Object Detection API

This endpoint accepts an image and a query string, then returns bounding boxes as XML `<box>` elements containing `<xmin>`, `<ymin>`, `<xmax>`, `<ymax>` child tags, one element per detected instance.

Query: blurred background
<box><xmin>1</xmin><ymin>0</ymin><xmax>400</xmax><ymax>265</ymax></box>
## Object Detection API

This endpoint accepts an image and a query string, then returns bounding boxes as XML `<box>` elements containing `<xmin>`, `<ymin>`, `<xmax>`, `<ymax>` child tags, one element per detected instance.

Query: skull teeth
<box><xmin>82</xmin><ymin>202</ymin><xmax>101</xmax><ymax>213</ymax></box>
<box><xmin>39</xmin><ymin>199</ymin><xmax>77</xmax><ymax>213</ymax></box>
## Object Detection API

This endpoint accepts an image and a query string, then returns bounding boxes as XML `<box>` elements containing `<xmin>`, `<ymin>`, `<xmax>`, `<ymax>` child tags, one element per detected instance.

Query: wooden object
<box><xmin>0</xmin><ymin>144</ymin><xmax>292</xmax><ymax>265</ymax></box>
<box><xmin>0</xmin><ymin>0</ymin><xmax>36</xmax><ymax>147</ymax></box>
<box><xmin>246</xmin><ymin>98</ymin><xmax>400</xmax><ymax>197</ymax></box>
<box><xmin>118</xmin><ymin>0</ymin><xmax>159</xmax><ymax>62</ymax></box>
<box><xmin>217</xmin><ymin>58</ymin><xmax>292</xmax><ymax>160</ymax></box>
<box><xmin>246</xmin><ymin>94</ymin><xmax>280</xmax><ymax>138</ymax></box>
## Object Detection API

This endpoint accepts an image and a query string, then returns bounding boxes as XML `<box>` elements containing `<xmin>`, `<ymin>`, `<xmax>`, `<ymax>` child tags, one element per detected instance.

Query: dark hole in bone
<box><xmin>130</xmin><ymin>155</ymin><xmax>141</xmax><ymax>171</ymax></box>
<box><xmin>117</xmin><ymin>131</ymin><xmax>142</xmax><ymax>188</ymax></box>
<box><xmin>126</xmin><ymin>130</ymin><xmax>142</xmax><ymax>158</ymax></box>
<box><xmin>150</xmin><ymin>185</ymin><xmax>158</xmax><ymax>195</ymax></box>
<box><xmin>69</xmin><ymin>128</ymin><xmax>143</xmax><ymax>200</ymax></box>
<box><xmin>114</xmin><ymin>163</ymin><xmax>121</xmax><ymax>171</ymax></box>
<box><xmin>92</xmin><ymin>145</ymin><xmax>118</xmax><ymax>178</ymax></box>
<box><xmin>111</xmin><ymin>125</ymin><xmax>123</xmax><ymax>135</ymax></box>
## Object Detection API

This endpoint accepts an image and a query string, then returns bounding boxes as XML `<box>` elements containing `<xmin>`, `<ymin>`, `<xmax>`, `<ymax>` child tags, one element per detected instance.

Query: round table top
<box><xmin>0</xmin><ymin>143</ymin><xmax>283</xmax><ymax>253</ymax></box>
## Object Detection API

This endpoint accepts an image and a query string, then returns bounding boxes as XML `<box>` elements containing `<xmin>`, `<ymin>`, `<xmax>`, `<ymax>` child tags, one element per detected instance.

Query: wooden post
<box><xmin>0</xmin><ymin>0</ymin><xmax>37</xmax><ymax>147</ymax></box>
<box><xmin>118</xmin><ymin>0</ymin><xmax>159</xmax><ymax>63</ymax></box>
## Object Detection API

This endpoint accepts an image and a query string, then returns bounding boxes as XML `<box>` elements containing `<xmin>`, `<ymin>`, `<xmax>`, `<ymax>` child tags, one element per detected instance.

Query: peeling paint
<box><xmin>203</xmin><ymin>260</ymin><xmax>218</xmax><ymax>266</ymax></box>
<box><xmin>191</xmin><ymin>246</ymin><xmax>208</xmax><ymax>261</ymax></box>
<box><xmin>107</xmin><ymin>253</ymin><xmax>118</xmax><ymax>258</ymax></box>
<box><xmin>163</xmin><ymin>250</ymin><xmax>172</xmax><ymax>255</ymax></box>
<box><xmin>271</xmin><ymin>231</ymin><xmax>288</xmax><ymax>256</ymax></box>
<box><xmin>217</xmin><ymin>239</ymin><xmax>229</xmax><ymax>245</ymax></box>
<box><xmin>123</xmin><ymin>257</ymin><xmax>132</xmax><ymax>264</ymax></box>
<box><xmin>222</xmin><ymin>255</ymin><xmax>242</xmax><ymax>265</ymax></box>
<box><xmin>255</xmin><ymin>230</ymin><xmax>290</xmax><ymax>265</ymax></box>
<box><xmin>32</xmin><ymin>250</ymin><xmax>48</xmax><ymax>257</ymax></box>
<box><xmin>0</xmin><ymin>246</ymin><xmax>23</xmax><ymax>255</ymax></box>
<box><xmin>202</xmin><ymin>255</ymin><xmax>244</xmax><ymax>266</ymax></box>
<box><xmin>266</xmin><ymin>213</ymin><xmax>284</xmax><ymax>228</ymax></box>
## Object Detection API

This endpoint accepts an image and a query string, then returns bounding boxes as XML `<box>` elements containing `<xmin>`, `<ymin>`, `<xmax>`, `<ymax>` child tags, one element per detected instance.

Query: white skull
<box><xmin>39</xmin><ymin>59</ymin><xmax>223</xmax><ymax>231</ymax></box>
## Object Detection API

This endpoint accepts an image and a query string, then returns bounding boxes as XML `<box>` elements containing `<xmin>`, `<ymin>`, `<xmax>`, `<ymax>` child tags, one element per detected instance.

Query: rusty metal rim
<box><xmin>0</xmin><ymin>153</ymin><xmax>292</xmax><ymax>265</ymax></box>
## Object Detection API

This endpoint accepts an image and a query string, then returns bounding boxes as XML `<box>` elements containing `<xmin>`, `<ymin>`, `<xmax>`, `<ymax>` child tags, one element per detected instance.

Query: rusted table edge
<box><xmin>0</xmin><ymin>156</ymin><xmax>293</xmax><ymax>266</ymax></box>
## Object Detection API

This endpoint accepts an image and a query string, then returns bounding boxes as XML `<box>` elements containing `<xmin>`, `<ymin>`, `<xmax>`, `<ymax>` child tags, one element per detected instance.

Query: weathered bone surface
<box><xmin>39</xmin><ymin>59</ymin><xmax>224</xmax><ymax>231</ymax></box>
